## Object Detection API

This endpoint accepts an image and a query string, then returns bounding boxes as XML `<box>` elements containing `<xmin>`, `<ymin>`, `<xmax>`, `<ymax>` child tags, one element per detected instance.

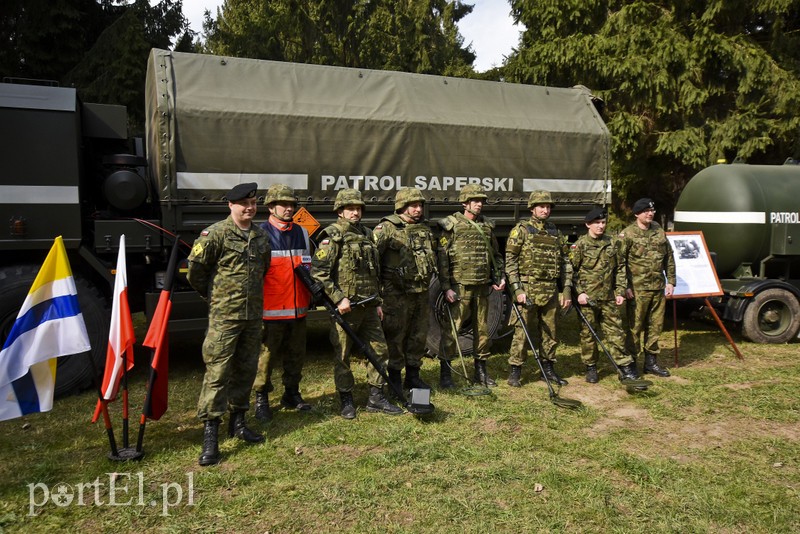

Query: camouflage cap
<box><xmin>458</xmin><ymin>184</ymin><xmax>488</xmax><ymax>203</ymax></box>
<box><xmin>394</xmin><ymin>187</ymin><xmax>425</xmax><ymax>212</ymax></box>
<box><xmin>333</xmin><ymin>188</ymin><xmax>365</xmax><ymax>211</ymax></box>
<box><xmin>528</xmin><ymin>190</ymin><xmax>554</xmax><ymax>208</ymax></box>
<box><xmin>227</xmin><ymin>182</ymin><xmax>258</xmax><ymax>201</ymax></box>
<box><xmin>264</xmin><ymin>184</ymin><xmax>297</xmax><ymax>206</ymax></box>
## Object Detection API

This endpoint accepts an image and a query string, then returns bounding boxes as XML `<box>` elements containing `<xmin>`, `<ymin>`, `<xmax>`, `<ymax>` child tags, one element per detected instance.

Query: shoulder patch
<box><xmin>440</xmin><ymin>236</ymin><xmax>448</xmax><ymax>247</ymax></box>
<box><xmin>315</xmin><ymin>249</ymin><xmax>327</xmax><ymax>260</ymax></box>
<box><xmin>192</xmin><ymin>243</ymin><xmax>204</xmax><ymax>256</ymax></box>
<box><xmin>200</xmin><ymin>230</ymin><xmax>209</xmax><ymax>236</ymax></box>
<box><xmin>375</xmin><ymin>224</ymin><xmax>383</xmax><ymax>231</ymax></box>
<box><xmin>618</xmin><ymin>231</ymin><xmax>625</xmax><ymax>238</ymax></box>
<box><xmin>320</xmin><ymin>238</ymin><xmax>330</xmax><ymax>245</ymax></box>
<box><xmin>509</xmin><ymin>228</ymin><xmax>519</xmax><ymax>239</ymax></box>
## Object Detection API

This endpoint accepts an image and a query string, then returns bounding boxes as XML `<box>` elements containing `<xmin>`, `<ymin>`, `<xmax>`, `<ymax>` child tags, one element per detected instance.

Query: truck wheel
<box><xmin>741</xmin><ymin>288</ymin><xmax>800</xmax><ymax>344</ymax></box>
<box><xmin>0</xmin><ymin>265</ymin><xmax>109</xmax><ymax>398</ymax></box>
<box><xmin>425</xmin><ymin>279</ymin><xmax>507</xmax><ymax>357</ymax></box>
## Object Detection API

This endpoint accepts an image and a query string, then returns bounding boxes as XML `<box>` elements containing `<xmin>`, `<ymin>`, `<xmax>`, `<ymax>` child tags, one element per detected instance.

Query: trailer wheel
<box><xmin>0</xmin><ymin>265</ymin><xmax>109</xmax><ymax>398</ymax></box>
<box><xmin>742</xmin><ymin>288</ymin><xmax>800</xmax><ymax>344</ymax></box>
<box><xmin>425</xmin><ymin>279</ymin><xmax>507</xmax><ymax>357</ymax></box>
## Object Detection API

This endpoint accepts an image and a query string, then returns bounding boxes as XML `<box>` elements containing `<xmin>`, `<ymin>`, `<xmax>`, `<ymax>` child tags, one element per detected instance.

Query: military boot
<box><xmin>507</xmin><ymin>365</ymin><xmax>522</xmax><ymax>387</ymax></box>
<box><xmin>473</xmin><ymin>359</ymin><xmax>497</xmax><ymax>387</ymax></box>
<box><xmin>198</xmin><ymin>419</ymin><xmax>221</xmax><ymax>466</ymax></box>
<box><xmin>228</xmin><ymin>411</ymin><xmax>265</xmax><ymax>443</ymax></box>
<box><xmin>366</xmin><ymin>386</ymin><xmax>403</xmax><ymax>415</ymax></box>
<box><xmin>254</xmin><ymin>390</ymin><xmax>273</xmax><ymax>422</ymax></box>
<box><xmin>541</xmin><ymin>360</ymin><xmax>568</xmax><ymax>386</ymax></box>
<box><xmin>585</xmin><ymin>364</ymin><xmax>599</xmax><ymax>384</ymax></box>
<box><xmin>281</xmin><ymin>386</ymin><xmax>312</xmax><ymax>411</ymax></box>
<box><xmin>387</xmin><ymin>368</ymin><xmax>404</xmax><ymax>401</ymax></box>
<box><xmin>619</xmin><ymin>362</ymin><xmax>646</xmax><ymax>386</ymax></box>
<box><xmin>643</xmin><ymin>353</ymin><xmax>671</xmax><ymax>377</ymax></box>
<box><xmin>339</xmin><ymin>391</ymin><xmax>356</xmax><ymax>420</ymax></box>
<box><xmin>439</xmin><ymin>360</ymin><xmax>455</xmax><ymax>389</ymax></box>
<box><xmin>404</xmin><ymin>365</ymin><xmax>431</xmax><ymax>390</ymax></box>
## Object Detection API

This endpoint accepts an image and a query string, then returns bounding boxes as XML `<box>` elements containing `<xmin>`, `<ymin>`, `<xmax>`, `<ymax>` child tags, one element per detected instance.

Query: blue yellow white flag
<box><xmin>0</xmin><ymin>236</ymin><xmax>91</xmax><ymax>421</ymax></box>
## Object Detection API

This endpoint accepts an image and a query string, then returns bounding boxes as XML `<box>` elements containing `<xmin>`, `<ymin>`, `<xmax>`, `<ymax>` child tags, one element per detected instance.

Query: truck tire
<box><xmin>741</xmin><ymin>288</ymin><xmax>800</xmax><ymax>344</ymax></box>
<box><xmin>425</xmin><ymin>278</ymin><xmax>507</xmax><ymax>357</ymax></box>
<box><xmin>0</xmin><ymin>265</ymin><xmax>110</xmax><ymax>398</ymax></box>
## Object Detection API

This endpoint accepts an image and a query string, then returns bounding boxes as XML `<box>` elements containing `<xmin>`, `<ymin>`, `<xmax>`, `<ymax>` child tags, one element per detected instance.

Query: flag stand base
<box><xmin>108</xmin><ymin>447</ymin><xmax>144</xmax><ymax>461</ymax></box>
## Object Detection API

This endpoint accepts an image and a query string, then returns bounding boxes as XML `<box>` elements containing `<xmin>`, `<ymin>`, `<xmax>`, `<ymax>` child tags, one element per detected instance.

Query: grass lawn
<box><xmin>1</xmin><ymin>312</ymin><xmax>798</xmax><ymax>533</ymax></box>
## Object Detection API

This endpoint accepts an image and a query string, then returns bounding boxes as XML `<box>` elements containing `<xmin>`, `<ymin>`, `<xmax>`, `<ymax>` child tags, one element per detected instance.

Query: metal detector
<box><xmin>506</xmin><ymin>289</ymin><xmax>582</xmax><ymax>409</ymax></box>
<box><xmin>295</xmin><ymin>266</ymin><xmax>434</xmax><ymax>415</ymax></box>
<box><xmin>444</xmin><ymin>299</ymin><xmax>492</xmax><ymax>397</ymax></box>
<box><xmin>570</xmin><ymin>297</ymin><xmax>652</xmax><ymax>390</ymax></box>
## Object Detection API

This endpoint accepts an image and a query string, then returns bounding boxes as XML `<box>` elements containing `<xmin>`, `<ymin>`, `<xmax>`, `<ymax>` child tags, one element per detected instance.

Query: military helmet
<box><xmin>458</xmin><ymin>184</ymin><xmax>488</xmax><ymax>203</ymax></box>
<box><xmin>528</xmin><ymin>190</ymin><xmax>554</xmax><ymax>208</ymax></box>
<box><xmin>264</xmin><ymin>184</ymin><xmax>296</xmax><ymax>206</ymax></box>
<box><xmin>394</xmin><ymin>188</ymin><xmax>425</xmax><ymax>212</ymax></box>
<box><xmin>333</xmin><ymin>188</ymin><xmax>365</xmax><ymax>211</ymax></box>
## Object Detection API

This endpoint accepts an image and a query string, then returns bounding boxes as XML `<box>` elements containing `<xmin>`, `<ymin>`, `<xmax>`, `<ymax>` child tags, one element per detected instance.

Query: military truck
<box><xmin>0</xmin><ymin>48</ymin><xmax>610</xmax><ymax>395</ymax></box>
<box><xmin>674</xmin><ymin>161</ymin><xmax>800</xmax><ymax>343</ymax></box>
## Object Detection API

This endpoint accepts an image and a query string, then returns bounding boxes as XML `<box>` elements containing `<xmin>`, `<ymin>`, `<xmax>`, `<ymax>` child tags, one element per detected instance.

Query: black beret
<box><xmin>584</xmin><ymin>206</ymin><xmax>606</xmax><ymax>223</ymax></box>
<box><xmin>632</xmin><ymin>197</ymin><xmax>655</xmax><ymax>214</ymax></box>
<box><xmin>227</xmin><ymin>182</ymin><xmax>258</xmax><ymax>201</ymax></box>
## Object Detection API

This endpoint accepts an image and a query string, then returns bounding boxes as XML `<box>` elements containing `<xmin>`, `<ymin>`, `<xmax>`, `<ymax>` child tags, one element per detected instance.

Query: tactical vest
<box><xmin>380</xmin><ymin>215</ymin><xmax>437</xmax><ymax>293</ymax></box>
<box><xmin>519</xmin><ymin>222</ymin><xmax>560</xmax><ymax>281</ymax></box>
<box><xmin>448</xmin><ymin>215</ymin><xmax>492</xmax><ymax>285</ymax></box>
<box><xmin>333</xmin><ymin>224</ymin><xmax>381</xmax><ymax>299</ymax></box>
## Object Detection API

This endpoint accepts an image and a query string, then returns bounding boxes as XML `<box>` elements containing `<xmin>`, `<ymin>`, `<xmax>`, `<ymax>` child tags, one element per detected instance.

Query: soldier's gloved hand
<box><xmin>337</xmin><ymin>297</ymin><xmax>352</xmax><ymax>314</ymax></box>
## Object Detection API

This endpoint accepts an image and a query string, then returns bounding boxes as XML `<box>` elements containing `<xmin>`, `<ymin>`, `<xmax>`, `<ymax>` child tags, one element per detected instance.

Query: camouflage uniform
<box><xmin>620</xmin><ymin>221</ymin><xmax>676</xmax><ymax>362</ymax></box>
<box><xmin>312</xmin><ymin>218</ymin><xmax>387</xmax><ymax>393</ymax></box>
<box><xmin>506</xmin><ymin>215</ymin><xmax>572</xmax><ymax>366</ymax></box>
<box><xmin>373</xmin><ymin>213</ymin><xmax>437</xmax><ymax>373</ymax></box>
<box><xmin>437</xmin><ymin>212</ymin><xmax>504</xmax><ymax>361</ymax></box>
<box><xmin>569</xmin><ymin>232</ymin><xmax>633</xmax><ymax>367</ymax></box>
<box><xmin>187</xmin><ymin>215</ymin><xmax>271</xmax><ymax>421</ymax></box>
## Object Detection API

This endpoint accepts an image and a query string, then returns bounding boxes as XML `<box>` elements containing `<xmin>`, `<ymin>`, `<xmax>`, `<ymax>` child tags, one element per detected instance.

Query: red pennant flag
<box><xmin>92</xmin><ymin>236</ymin><xmax>135</xmax><ymax>423</ymax></box>
<box><xmin>141</xmin><ymin>289</ymin><xmax>171</xmax><ymax>421</ymax></box>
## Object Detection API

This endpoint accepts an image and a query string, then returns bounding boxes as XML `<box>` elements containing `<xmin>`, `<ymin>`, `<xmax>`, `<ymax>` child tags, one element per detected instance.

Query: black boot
<box><xmin>198</xmin><ymin>419</ymin><xmax>221</xmax><ymax>466</ymax></box>
<box><xmin>387</xmin><ymin>368</ymin><xmax>404</xmax><ymax>400</ymax></box>
<box><xmin>281</xmin><ymin>386</ymin><xmax>312</xmax><ymax>411</ymax></box>
<box><xmin>228</xmin><ymin>411</ymin><xmax>265</xmax><ymax>443</ymax></box>
<box><xmin>366</xmin><ymin>386</ymin><xmax>403</xmax><ymax>414</ymax></box>
<box><xmin>404</xmin><ymin>365</ymin><xmax>431</xmax><ymax>390</ymax></box>
<box><xmin>507</xmin><ymin>365</ymin><xmax>522</xmax><ymax>387</ymax></box>
<box><xmin>585</xmin><ymin>364</ymin><xmax>599</xmax><ymax>384</ymax></box>
<box><xmin>541</xmin><ymin>360</ymin><xmax>568</xmax><ymax>386</ymax></box>
<box><xmin>339</xmin><ymin>391</ymin><xmax>356</xmax><ymax>420</ymax></box>
<box><xmin>619</xmin><ymin>362</ymin><xmax>646</xmax><ymax>387</ymax></box>
<box><xmin>439</xmin><ymin>360</ymin><xmax>455</xmax><ymax>389</ymax></box>
<box><xmin>643</xmin><ymin>353</ymin><xmax>671</xmax><ymax>377</ymax></box>
<box><xmin>473</xmin><ymin>359</ymin><xmax>497</xmax><ymax>387</ymax></box>
<box><xmin>254</xmin><ymin>390</ymin><xmax>273</xmax><ymax>422</ymax></box>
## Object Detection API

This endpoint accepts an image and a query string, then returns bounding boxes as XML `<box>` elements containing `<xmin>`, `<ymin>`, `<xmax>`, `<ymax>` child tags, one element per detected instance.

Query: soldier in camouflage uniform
<box><xmin>620</xmin><ymin>197</ymin><xmax>676</xmax><ymax>377</ymax></box>
<box><xmin>374</xmin><ymin>188</ymin><xmax>438</xmax><ymax>394</ymax></box>
<box><xmin>311</xmin><ymin>188</ymin><xmax>403</xmax><ymax>419</ymax></box>
<box><xmin>187</xmin><ymin>182</ymin><xmax>271</xmax><ymax>466</ymax></box>
<box><xmin>505</xmin><ymin>190</ymin><xmax>572</xmax><ymax>387</ymax></box>
<box><xmin>570</xmin><ymin>207</ymin><xmax>640</xmax><ymax>383</ymax></box>
<box><xmin>437</xmin><ymin>184</ymin><xmax>506</xmax><ymax>388</ymax></box>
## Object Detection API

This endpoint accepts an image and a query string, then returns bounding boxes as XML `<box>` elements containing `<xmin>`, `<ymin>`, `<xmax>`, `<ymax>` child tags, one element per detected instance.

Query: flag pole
<box><xmin>87</xmin><ymin>353</ymin><xmax>120</xmax><ymax>458</ymax></box>
<box><xmin>136</xmin><ymin>236</ymin><xmax>180</xmax><ymax>454</ymax></box>
<box><xmin>122</xmin><ymin>362</ymin><xmax>130</xmax><ymax>448</ymax></box>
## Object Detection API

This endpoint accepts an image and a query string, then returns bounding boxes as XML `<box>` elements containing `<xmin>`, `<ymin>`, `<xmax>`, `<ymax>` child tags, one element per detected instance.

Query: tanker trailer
<box><xmin>674</xmin><ymin>161</ymin><xmax>800</xmax><ymax>343</ymax></box>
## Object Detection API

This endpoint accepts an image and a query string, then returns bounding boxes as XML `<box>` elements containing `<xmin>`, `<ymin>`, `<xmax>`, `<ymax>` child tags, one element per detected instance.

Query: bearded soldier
<box><xmin>311</xmin><ymin>188</ymin><xmax>402</xmax><ymax>419</ymax></box>
<box><xmin>374</xmin><ymin>188</ymin><xmax>438</xmax><ymax>394</ymax></box>
<box><xmin>252</xmin><ymin>184</ymin><xmax>313</xmax><ymax>422</ymax></box>
<box><xmin>620</xmin><ymin>197</ymin><xmax>676</xmax><ymax>377</ymax></box>
<box><xmin>505</xmin><ymin>190</ymin><xmax>572</xmax><ymax>387</ymax></box>
<box><xmin>570</xmin><ymin>207</ymin><xmax>640</xmax><ymax>383</ymax></box>
<box><xmin>187</xmin><ymin>182</ymin><xmax>271</xmax><ymax>466</ymax></box>
<box><xmin>437</xmin><ymin>183</ymin><xmax>506</xmax><ymax>388</ymax></box>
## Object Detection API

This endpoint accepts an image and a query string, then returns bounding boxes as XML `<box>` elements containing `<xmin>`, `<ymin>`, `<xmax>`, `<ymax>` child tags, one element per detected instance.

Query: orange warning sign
<box><xmin>293</xmin><ymin>207</ymin><xmax>320</xmax><ymax>237</ymax></box>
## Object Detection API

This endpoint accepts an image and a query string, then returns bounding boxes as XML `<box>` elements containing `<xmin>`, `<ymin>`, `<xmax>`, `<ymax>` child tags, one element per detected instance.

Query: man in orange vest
<box><xmin>252</xmin><ymin>184</ymin><xmax>313</xmax><ymax>421</ymax></box>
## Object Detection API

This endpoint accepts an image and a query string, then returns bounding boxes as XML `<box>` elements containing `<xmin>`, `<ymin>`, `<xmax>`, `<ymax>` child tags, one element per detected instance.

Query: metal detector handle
<box><xmin>351</xmin><ymin>294</ymin><xmax>378</xmax><ymax>307</ymax></box>
<box><xmin>293</xmin><ymin>265</ymin><xmax>408</xmax><ymax>404</ymax></box>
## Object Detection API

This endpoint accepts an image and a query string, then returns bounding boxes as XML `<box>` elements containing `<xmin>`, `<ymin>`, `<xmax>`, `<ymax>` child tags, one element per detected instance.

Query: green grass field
<box><xmin>1</xmin><ymin>312</ymin><xmax>798</xmax><ymax>533</ymax></box>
